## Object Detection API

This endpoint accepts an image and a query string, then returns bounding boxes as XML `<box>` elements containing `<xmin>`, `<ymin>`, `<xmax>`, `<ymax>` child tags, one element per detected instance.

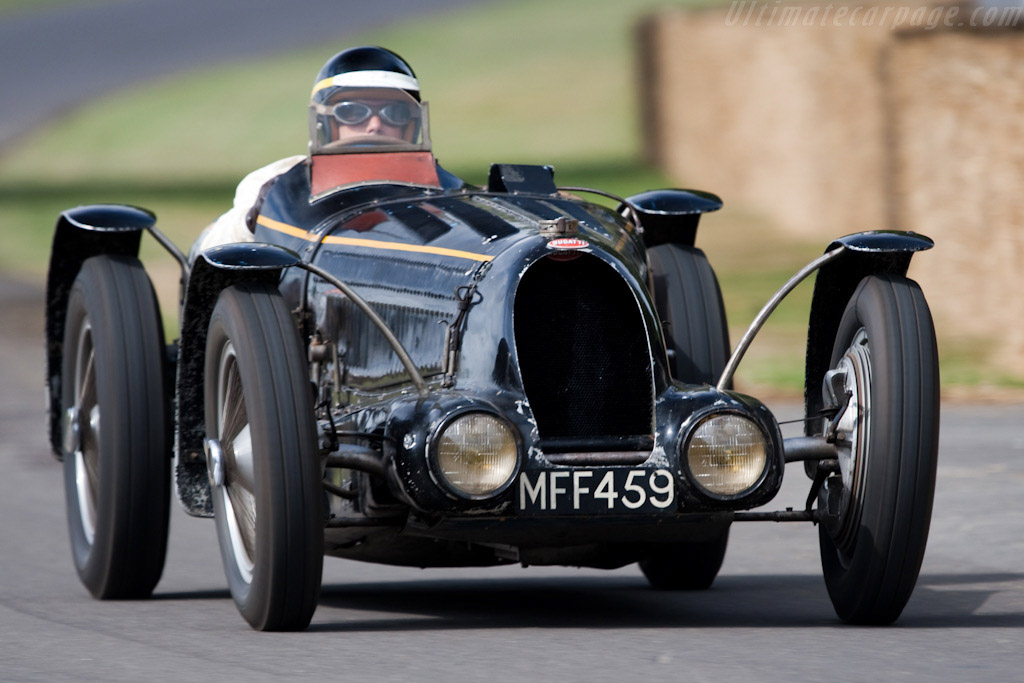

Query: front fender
<box><xmin>45</xmin><ymin>205</ymin><xmax>154</xmax><ymax>456</ymax></box>
<box><xmin>803</xmin><ymin>230</ymin><xmax>934</xmax><ymax>432</ymax></box>
<box><xmin>174</xmin><ymin>243</ymin><xmax>298</xmax><ymax>517</ymax></box>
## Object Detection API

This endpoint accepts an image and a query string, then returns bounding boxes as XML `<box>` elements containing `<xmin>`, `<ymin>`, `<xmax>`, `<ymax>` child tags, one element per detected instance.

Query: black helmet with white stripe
<box><xmin>309</xmin><ymin>46</ymin><xmax>430</xmax><ymax>154</ymax></box>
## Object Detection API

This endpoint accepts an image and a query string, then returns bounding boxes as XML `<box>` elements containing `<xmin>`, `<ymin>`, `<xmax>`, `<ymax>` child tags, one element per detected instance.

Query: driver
<box><xmin>193</xmin><ymin>46</ymin><xmax>455</xmax><ymax>256</ymax></box>
<box><xmin>320</xmin><ymin>94</ymin><xmax>418</xmax><ymax>143</ymax></box>
<box><xmin>308</xmin><ymin>47</ymin><xmax>426</xmax><ymax>152</ymax></box>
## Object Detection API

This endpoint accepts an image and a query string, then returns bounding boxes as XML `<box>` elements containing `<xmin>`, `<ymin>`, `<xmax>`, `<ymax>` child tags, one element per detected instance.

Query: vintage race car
<box><xmin>44</xmin><ymin>149</ymin><xmax>939</xmax><ymax>631</ymax></box>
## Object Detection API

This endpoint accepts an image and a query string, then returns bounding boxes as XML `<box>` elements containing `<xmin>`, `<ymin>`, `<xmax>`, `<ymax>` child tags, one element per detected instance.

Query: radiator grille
<box><xmin>513</xmin><ymin>254</ymin><xmax>653</xmax><ymax>446</ymax></box>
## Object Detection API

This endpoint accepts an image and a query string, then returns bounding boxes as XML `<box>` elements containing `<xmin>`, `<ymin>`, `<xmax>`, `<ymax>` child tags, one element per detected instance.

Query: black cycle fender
<box><xmin>804</xmin><ymin>230</ymin><xmax>934</xmax><ymax>436</ymax></box>
<box><xmin>174</xmin><ymin>243</ymin><xmax>299</xmax><ymax>517</ymax></box>
<box><xmin>45</xmin><ymin>205</ymin><xmax>154</xmax><ymax>457</ymax></box>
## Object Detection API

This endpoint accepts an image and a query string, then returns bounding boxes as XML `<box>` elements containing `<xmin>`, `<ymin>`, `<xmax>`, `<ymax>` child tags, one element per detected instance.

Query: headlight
<box><xmin>685</xmin><ymin>414</ymin><xmax>768</xmax><ymax>497</ymax></box>
<box><xmin>435</xmin><ymin>413</ymin><xmax>518</xmax><ymax>496</ymax></box>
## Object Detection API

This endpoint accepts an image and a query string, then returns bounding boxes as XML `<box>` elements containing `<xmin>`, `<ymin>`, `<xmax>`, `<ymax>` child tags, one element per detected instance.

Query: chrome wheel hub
<box><xmin>216</xmin><ymin>341</ymin><xmax>255</xmax><ymax>584</ymax></box>
<box><xmin>205</xmin><ymin>437</ymin><xmax>225</xmax><ymax>488</ymax></box>
<box><xmin>821</xmin><ymin>328</ymin><xmax>871</xmax><ymax>557</ymax></box>
<box><xmin>69</xmin><ymin>319</ymin><xmax>100</xmax><ymax>546</ymax></box>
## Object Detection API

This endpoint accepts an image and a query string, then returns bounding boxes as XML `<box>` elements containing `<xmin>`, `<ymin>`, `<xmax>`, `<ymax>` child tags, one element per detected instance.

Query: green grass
<box><xmin>0</xmin><ymin>0</ymin><xmax>90</xmax><ymax>17</ymax></box>
<box><xmin>1</xmin><ymin>0</ymin><xmax>712</xmax><ymax>184</ymax></box>
<box><xmin>0</xmin><ymin>0</ymin><xmax>710</xmax><ymax>270</ymax></box>
<box><xmin>0</xmin><ymin>0</ymin><xmax>1017</xmax><ymax>397</ymax></box>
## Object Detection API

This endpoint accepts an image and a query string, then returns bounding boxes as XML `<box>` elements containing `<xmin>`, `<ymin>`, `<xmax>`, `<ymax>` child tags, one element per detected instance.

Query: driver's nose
<box><xmin>365</xmin><ymin>114</ymin><xmax>383</xmax><ymax>134</ymax></box>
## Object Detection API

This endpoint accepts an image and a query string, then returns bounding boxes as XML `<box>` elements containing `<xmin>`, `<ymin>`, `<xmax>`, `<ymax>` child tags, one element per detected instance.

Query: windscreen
<box><xmin>309</xmin><ymin>87</ymin><xmax>431</xmax><ymax>155</ymax></box>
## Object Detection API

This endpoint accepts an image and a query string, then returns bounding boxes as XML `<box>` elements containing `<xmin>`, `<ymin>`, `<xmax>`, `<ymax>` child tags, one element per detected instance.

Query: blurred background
<box><xmin>0</xmin><ymin>0</ymin><xmax>1021</xmax><ymax>397</ymax></box>
<box><xmin>1</xmin><ymin>4</ymin><xmax>1022</xmax><ymax>676</ymax></box>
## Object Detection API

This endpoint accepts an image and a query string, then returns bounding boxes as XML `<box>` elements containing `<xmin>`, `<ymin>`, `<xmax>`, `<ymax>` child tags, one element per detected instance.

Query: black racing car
<box><xmin>45</xmin><ymin>152</ymin><xmax>938</xmax><ymax>631</ymax></box>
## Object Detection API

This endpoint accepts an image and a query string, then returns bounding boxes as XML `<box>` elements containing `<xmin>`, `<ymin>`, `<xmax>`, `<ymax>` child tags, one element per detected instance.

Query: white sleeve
<box><xmin>196</xmin><ymin>155</ymin><xmax>306</xmax><ymax>254</ymax></box>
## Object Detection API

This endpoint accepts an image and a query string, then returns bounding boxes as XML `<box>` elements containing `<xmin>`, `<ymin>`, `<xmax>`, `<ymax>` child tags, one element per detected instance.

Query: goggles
<box><xmin>320</xmin><ymin>101</ymin><xmax>417</xmax><ymax>127</ymax></box>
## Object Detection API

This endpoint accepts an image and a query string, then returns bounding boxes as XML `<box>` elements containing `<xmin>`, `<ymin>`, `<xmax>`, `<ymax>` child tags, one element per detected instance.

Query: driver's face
<box><xmin>333</xmin><ymin>98</ymin><xmax>413</xmax><ymax>142</ymax></box>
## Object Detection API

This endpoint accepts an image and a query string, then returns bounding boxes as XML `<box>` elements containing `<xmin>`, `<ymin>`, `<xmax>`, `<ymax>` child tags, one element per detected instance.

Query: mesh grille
<box><xmin>513</xmin><ymin>254</ymin><xmax>653</xmax><ymax>444</ymax></box>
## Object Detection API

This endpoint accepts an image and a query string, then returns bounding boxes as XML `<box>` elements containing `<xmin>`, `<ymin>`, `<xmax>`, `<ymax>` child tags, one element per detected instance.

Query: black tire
<box><xmin>61</xmin><ymin>255</ymin><xmax>170</xmax><ymax>599</ymax></box>
<box><xmin>817</xmin><ymin>274</ymin><xmax>939</xmax><ymax>625</ymax></box>
<box><xmin>647</xmin><ymin>244</ymin><xmax>730</xmax><ymax>385</ymax></box>
<box><xmin>640</xmin><ymin>244</ymin><xmax>731</xmax><ymax>590</ymax></box>
<box><xmin>639</xmin><ymin>528</ymin><xmax>730</xmax><ymax>590</ymax></box>
<box><xmin>204</xmin><ymin>282</ymin><xmax>323</xmax><ymax>631</ymax></box>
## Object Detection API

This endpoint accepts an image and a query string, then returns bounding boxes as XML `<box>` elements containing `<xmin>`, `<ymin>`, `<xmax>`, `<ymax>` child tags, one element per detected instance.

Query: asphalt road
<box><xmin>2</xmin><ymin>277</ymin><xmax>1023</xmax><ymax>681</ymax></box>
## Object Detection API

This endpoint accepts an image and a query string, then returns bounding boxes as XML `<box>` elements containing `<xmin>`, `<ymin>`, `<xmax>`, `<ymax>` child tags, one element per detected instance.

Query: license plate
<box><xmin>517</xmin><ymin>468</ymin><xmax>676</xmax><ymax>515</ymax></box>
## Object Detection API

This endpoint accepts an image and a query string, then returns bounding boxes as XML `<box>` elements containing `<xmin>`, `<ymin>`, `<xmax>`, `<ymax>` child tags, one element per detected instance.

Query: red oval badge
<box><xmin>547</xmin><ymin>238</ymin><xmax>588</xmax><ymax>250</ymax></box>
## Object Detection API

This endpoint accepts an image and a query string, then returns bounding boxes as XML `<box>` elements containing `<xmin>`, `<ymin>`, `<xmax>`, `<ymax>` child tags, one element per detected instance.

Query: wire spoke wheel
<box><xmin>817</xmin><ymin>274</ymin><xmax>939</xmax><ymax>625</ymax></box>
<box><xmin>824</xmin><ymin>328</ymin><xmax>871</xmax><ymax>561</ymax></box>
<box><xmin>215</xmin><ymin>342</ymin><xmax>256</xmax><ymax>583</ymax></box>
<box><xmin>70</xmin><ymin>320</ymin><xmax>100</xmax><ymax>545</ymax></box>
<box><xmin>205</xmin><ymin>282</ymin><xmax>323</xmax><ymax>631</ymax></box>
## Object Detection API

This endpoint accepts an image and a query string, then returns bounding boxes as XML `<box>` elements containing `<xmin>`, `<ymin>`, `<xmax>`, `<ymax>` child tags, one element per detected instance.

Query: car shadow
<box><xmin>152</xmin><ymin>588</ymin><xmax>231</xmax><ymax>601</ymax></box>
<box><xmin>309</xmin><ymin>572</ymin><xmax>1024</xmax><ymax>632</ymax></box>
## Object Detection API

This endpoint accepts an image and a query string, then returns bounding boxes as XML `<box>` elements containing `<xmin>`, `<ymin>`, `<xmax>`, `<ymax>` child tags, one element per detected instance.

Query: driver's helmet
<box><xmin>309</xmin><ymin>46</ymin><xmax>431</xmax><ymax>154</ymax></box>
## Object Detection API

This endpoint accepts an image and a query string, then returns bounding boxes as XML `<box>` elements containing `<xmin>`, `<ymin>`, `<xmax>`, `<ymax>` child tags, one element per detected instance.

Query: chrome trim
<box><xmin>204</xmin><ymin>437</ymin><xmax>225</xmax><ymax>488</ymax></box>
<box><xmin>716</xmin><ymin>246</ymin><xmax>846</xmax><ymax>391</ymax></box>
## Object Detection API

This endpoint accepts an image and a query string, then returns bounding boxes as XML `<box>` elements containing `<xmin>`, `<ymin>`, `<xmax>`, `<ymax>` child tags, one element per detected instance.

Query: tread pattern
<box><xmin>206</xmin><ymin>282</ymin><xmax>322</xmax><ymax>631</ymax></box>
<box><xmin>647</xmin><ymin>244</ymin><xmax>730</xmax><ymax>384</ymax></box>
<box><xmin>63</xmin><ymin>255</ymin><xmax>170</xmax><ymax>599</ymax></box>
<box><xmin>640</xmin><ymin>244</ymin><xmax>732</xmax><ymax>590</ymax></box>
<box><xmin>819</xmin><ymin>274</ymin><xmax>939</xmax><ymax>624</ymax></box>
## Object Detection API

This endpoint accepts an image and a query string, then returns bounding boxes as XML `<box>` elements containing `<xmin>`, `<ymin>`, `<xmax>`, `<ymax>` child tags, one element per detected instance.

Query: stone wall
<box><xmin>888</xmin><ymin>28</ymin><xmax>1024</xmax><ymax>371</ymax></box>
<box><xmin>639</xmin><ymin>3</ymin><xmax>1024</xmax><ymax>375</ymax></box>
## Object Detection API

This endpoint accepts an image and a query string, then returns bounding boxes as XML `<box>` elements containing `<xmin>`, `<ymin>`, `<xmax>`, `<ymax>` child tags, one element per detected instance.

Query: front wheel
<box><xmin>204</xmin><ymin>282</ymin><xmax>323</xmax><ymax>631</ymax></box>
<box><xmin>817</xmin><ymin>274</ymin><xmax>939</xmax><ymax>624</ymax></box>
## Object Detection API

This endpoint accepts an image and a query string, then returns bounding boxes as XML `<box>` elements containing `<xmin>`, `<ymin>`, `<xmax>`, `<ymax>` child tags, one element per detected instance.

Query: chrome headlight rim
<box><xmin>680</xmin><ymin>409</ymin><xmax>772</xmax><ymax>502</ymax></box>
<box><xmin>427</xmin><ymin>408</ymin><xmax>523</xmax><ymax>501</ymax></box>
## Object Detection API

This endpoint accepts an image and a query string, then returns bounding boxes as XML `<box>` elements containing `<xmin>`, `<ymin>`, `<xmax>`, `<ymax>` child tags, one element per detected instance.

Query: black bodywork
<box><xmin>44</xmin><ymin>160</ymin><xmax>930</xmax><ymax>571</ymax></box>
<box><xmin>240</xmin><ymin>161</ymin><xmax>781</xmax><ymax>567</ymax></box>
